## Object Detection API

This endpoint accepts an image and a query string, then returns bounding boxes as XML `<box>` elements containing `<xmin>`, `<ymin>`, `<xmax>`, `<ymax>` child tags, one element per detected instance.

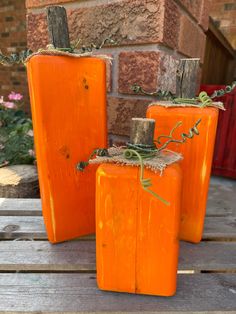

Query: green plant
<box><xmin>0</xmin><ymin>92</ymin><xmax>35</xmax><ymax>167</ymax></box>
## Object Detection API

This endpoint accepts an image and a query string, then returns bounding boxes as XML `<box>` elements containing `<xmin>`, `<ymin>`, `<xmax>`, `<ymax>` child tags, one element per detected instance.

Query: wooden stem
<box><xmin>47</xmin><ymin>6</ymin><xmax>70</xmax><ymax>48</ymax></box>
<box><xmin>130</xmin><ymin>118</ymin><xmax>155</xmax><ymax>145</ymax></box>
<box><xmin>176</xmin><ymin>58</ymin><xmax>200</xmax><ymax>98</ymax></box>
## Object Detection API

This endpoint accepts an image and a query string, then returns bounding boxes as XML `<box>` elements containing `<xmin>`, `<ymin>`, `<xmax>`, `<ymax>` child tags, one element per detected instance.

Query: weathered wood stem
<box><xmin>130</xmin><ymin>118</ymin><xmax>155</xmax><ymax>145</ymax></box>
<box><xmin>47</xmin><ymin>6</ymin><xmax>70</xmax><ymax>48</ymax></box>
<box><xmin>176</xmin><ymin>58</ymin><xmax>200</xmax><ymax>98</ymax></box>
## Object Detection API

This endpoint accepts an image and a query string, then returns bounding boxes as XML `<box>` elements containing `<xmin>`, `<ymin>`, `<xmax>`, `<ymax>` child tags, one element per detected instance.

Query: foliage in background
<box><xmin>0</xmin><ymin>92</ymin><xmax>35</xmax><ymax>167</ymax></box>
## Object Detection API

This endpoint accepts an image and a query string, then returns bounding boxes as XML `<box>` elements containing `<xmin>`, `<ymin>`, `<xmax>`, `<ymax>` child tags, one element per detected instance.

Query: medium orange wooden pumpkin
<box><xmin>147</xmin><ymin>105</ymin><xmax>219</xmax><ymax>243</ymax></box>
<box><xmin>96</xmin><ymin>163</ymin><xmax>182</xmax><ymax>296</ymax></box>
<box><xmin>27</xmin><ymin>55</ymin><xmax>107</xmax><ymax>243</ymax></box>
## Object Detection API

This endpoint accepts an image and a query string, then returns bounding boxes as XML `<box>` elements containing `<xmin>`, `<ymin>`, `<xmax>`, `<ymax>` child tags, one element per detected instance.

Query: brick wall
<box><xmin>0</xmin><ymin>0</ymin><xmax>29</xmax><ymax>107</ymax></box>
<box><xmin>26</xmin><ymin>0</ymin><xmax>211</xmax><ymax>142</ymax></box>
<box><xmin>210</xmin><ymin>1</ymin><xmax>236</xmax><ymax>49</ymax></box>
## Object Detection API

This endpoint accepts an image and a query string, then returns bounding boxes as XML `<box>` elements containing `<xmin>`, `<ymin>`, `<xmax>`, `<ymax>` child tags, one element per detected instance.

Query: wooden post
<box><xmin>47</xmin><ymin>6</ymin><xmax>70</xmax><ymax>48</ymax></box>
<box><xmin>176</xmin><ymin>58</ymin><xmax>200</xmax><ymax>98</ymax></box>
<box><xmin>130</xmin><ymin>118</ymin><xmax>155</xmax><ymax>145</ymax></box>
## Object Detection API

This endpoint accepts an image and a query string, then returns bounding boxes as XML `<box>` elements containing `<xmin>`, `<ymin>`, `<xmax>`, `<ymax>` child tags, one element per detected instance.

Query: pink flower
<box><xmin>3</xmin><ymin>102</ymin><xmax>16</xmax><ymax>109</ymax></box>
<box><xmin>8</xmin><ymin>91</ymin><xmax>23</xmax><ymax>101</ymax></box>
<box><xmin>0</xmin><ymin>96</ymin><xmax>4</xmax><ymax>104</ymax></box>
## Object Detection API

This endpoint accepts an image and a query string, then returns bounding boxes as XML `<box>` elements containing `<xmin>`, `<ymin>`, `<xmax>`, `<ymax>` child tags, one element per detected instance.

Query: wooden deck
<box><xmin>0</xmin><ymin>176</ymin><xmax>235</xmax><ymax>313</ymax></box>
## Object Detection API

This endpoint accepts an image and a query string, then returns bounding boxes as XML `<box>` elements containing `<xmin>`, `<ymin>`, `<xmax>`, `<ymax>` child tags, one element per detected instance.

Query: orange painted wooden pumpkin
<box><xmin>27</xmin><ymin>56</ymin><xmax>107</xmax><ymax>243</ymax></box>
<box><xmin>96</xmin><ymin>163</ymin><xmax>182</xmax><ymax>296</ymax></box>
<box><xmin>147</xmin><ymin>105</ymin><xmax>219</xmax><ymax>243</ymax></box>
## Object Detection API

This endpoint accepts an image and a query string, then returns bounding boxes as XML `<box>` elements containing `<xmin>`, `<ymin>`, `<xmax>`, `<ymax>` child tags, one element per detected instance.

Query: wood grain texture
<box><xmin>147</xmin><ymin>105</ymin><xmax>219</xmax><ymax>243</ymax></box>
<box><xmin>1</xmin><ymin>175</ymin><xmax>234</xmax><ymax>218</ymax></box>
<box><xmin>0</xmin><ymin>241</ymin><xmax>96</xmax><ymax>271</ymax></box>
<box><xmin>0</xmin><ymin>216</ymin><xmax>46</xmax><ymax>239</ymax></box>
<box><xmin>179</xmin><ymin>241</ymin><xmax>236</xmax><ymax>271</ymax></box>
<box><xmin>203</xmin><ymin>216</ymin><xmax>236</xmax><ymax>239</ymax></box>
<box><xmin>47</xmin><ymin>6</ymin><xmax>70</xmax><ymax>48</ymax></box>
<box><xmin>130</xmin><ymin>118</ymin><xmax>155</xmax><ymax>145</ymax></box>
<box><xmin>0</xmin><ymin>165</ymin><xmax>39</xmax><ymax>198</ymax></box>
<box><xmin>202</xmin><ymin>18</ymin><xmax>235</xmax><ymax>85</ymax></box>
<box><xmin>0</xmin><ymin>240</ymin><xmax>235</xmax><ymax>272</ymax></box>
<box><xmin>0</xmin><ymin>198</ymin><xmax>42</xmax><ymax>216</ymax></box>
<box><xmin>1</xmin><ymin>216</ymin><xmax>235</xmax><ymax>240</ymax></box>
<box><xmin>176</xmin><ymin>59</ymin><xmax>200</xmax><ymax>98</ymax></box>
<box><xmin>0</xmin><ymin>273</ymin><xmax>235</xmax><ymax>312</ymax></box>
<box><xmin>27</xmin><ymin>56</ymin><xmax>107</xmax><ymax>243</ymax></box>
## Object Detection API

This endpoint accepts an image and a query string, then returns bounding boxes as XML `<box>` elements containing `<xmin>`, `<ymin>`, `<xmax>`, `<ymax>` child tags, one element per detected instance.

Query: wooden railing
<box><xmin>201</xmin><ymin>17</ymin><xmax>236</xmax><ymax>85</ymax></box>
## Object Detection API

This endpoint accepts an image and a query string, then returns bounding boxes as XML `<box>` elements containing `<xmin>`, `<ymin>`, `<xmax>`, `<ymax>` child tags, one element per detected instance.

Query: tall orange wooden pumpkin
<box><xmin>96</xmin><ymin>163</ymin><xmax>182</xmax><ymax>296</ymax></box>
<box><xmin>147</xmin><ymin>105</ymin><xmax>219</xmax><ymax>243</ymax></box>
<box><xmin>27</xmin><ymin>55</ymin><xmax>107</xmax><ymax>243</ymax></box>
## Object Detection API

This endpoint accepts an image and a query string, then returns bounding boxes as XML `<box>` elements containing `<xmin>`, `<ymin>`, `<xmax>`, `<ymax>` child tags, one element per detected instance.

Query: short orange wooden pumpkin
<box><xmin>27</xmin><ymin>56</ymin><xmax>107</xmax><ymax>243</ymax></box>
<box><xmin>96</xmin><ymin>163</ymin><xmax>182</xmax><ymax>296</ymax></box>
<box><xmin>147</xmin><ymin>105</ymin><xmax>219</xmax><ymax>243</ymax></box>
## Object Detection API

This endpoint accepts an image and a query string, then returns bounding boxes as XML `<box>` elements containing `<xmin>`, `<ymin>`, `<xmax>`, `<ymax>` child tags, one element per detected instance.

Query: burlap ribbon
<box><xmin>89</xmin><ymin>146</ymin><xmax>182</xmax><ymax>174</ymax></box>
<box><xmin>24</xmin><ymin>47</ymin><xmax>112</xmax><ymax>64</ymax></box>
<box><xmin>148</xmin><ymin>100</ymin><xmax>225</xmax><ymax>110</ymax></box>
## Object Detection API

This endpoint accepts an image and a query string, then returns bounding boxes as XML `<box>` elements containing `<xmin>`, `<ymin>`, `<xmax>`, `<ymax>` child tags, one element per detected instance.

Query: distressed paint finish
<box><xmin>27</xmin><ymin>56</ymin><xmax>107</xmax><ymax>243</ymax></box>
<box><xmin>96</xmin><ymin>163</ymin><xmax>182</xmax><ymax>296</ymax></box>
<box><xmin>147</xmin><ymin>105</ymin><xmax>219</xmax><ymax>243</ymax></box>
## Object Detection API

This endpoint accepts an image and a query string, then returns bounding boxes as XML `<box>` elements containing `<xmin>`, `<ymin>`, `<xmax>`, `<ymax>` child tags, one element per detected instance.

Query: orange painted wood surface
<box><xmin>96</xmin><ymin>163</ymin><xmax>182</xmax><ymax>296</ymax></box>
<box><xmin>147</xmin><ymin>105</ymin><xmax>219</xmax><ymax>243</ymax></box>
<box><xmin>27</xmin><ymin>56</ymin><xmax>107</xmax><ymax>243</ymax></box>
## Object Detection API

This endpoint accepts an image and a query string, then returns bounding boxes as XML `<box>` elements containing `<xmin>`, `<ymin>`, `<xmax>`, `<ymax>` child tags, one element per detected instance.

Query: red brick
<box><xmin>178</xmin><ymin>0</ymin><xmax>211</xmax><ymax>31</ymax></box>
<box><xmin>67</xmin><ymin>0</ymin><xmax>180</xmax><ymax>49</ymax></box>
<box><xmin>178</xmin><ymin>15</ymin><xmax>206</xmax><ymax>61</ymax></box>
<box><xmin>0</xmin><ymin>0</ymin><xmax>29</xmax><ymax>104</ymax></box>
<box><xmin>107</xmin><ymin>97</ymin><xmax>150</xmax><ymax>136</ymax></box>
<box><xmin>210</xmin><ymin>0</ymin><xmax>235</xmax><ymax>48</ymax></box>
<box><xmin>178</xmin><ymin>0</ymin><xmax>202</xmax><ymax>21</ymax></box>
<box><xmin>26</xmin><ymin>0</ymin><xmax>73</xmax><ymax>9</ymax></box>
<box><xmin>26</xmin><ymin>0</ymin><xmax>180</xmax><ymax>51</ymax></box>
<box><xmin>108</xmin><ymin>134</ymin><xmax>128</xmax><ymax>147</ymax></box>
<box><xmin>163</xmin><ymin>0</ymin><xmax>181</xmax><ymax>49</ymax></box>
<box><xmin>118</xmin><ymin>51</ymin><xmax>160</xmax><ymax>94</ymax></box>
<box><xmin>199</xmin><ymin>0</ymin><xmax>211</xmax><ymax>30</ymax></box>
<box><xmin>27</xmin><ymin>12</ymin><xmax>49</xmax><ymax>50</ymax></box>
<box><xmin>118</xmin><ymin>51</ymin><xmax>178</xmax><ymax>96</ymax></box>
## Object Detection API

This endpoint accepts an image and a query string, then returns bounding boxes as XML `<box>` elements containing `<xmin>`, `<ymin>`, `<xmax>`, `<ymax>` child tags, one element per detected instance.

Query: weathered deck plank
<box><xmin>0</xmin><ymin>240</ymin><xmax>235</xmax><ymax>272</ymax></box>
<box><xmin>0</xmin><ymin>273</ymin><xmax>235</xmax><ymax>312</ymax></box>
<box><xmin>0</xmin><ymin>176</ymin><xmax>235</xmax><ymax>313</ymax></box>
<box><xmin>1</xmin><ymin>215</ymin><xmax>236</xmax><ymax>240</ymax></box>
<box><xmin>0</xmin><ymin>177</ymin><xmax>235</xmax><ymax>218</ymax></box>
<box><xmin>0</xmin><ymin>198</ymin><xmax>42</xmax><ymax>216</ymax></box>
<box><xmin>0</xmin><ymin>216</ymin><xmax>45</xmax><ymax>239</ymax></box>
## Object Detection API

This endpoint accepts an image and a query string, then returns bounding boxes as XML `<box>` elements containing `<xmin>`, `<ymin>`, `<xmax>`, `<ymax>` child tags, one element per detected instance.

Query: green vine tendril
<box><xmin>123</xmin><ymin>148</ymin><xmax>170</xmax><ymax>205</ymax></box>
<box><xmin>131</xmin><ymin>81</ymin><xmax>236</xmax><ymax>107</ymax></box>
<box><xmin>76</xmin><ymin>148</ymin><xmax>109</xmax><ymax>171</ymax></box>
<box><xmin>76</xmin><ymin>119</ymin><xmax>201</xmax><ymax>205</ymax></box>
<box><xmin>0</xmin><ymin>49</ymin><xmax>33</xmax><ymax>66</ymax></box>
<box><xmin>156</xmin><ymin>119</ymin><xmax>201</xmax><ymax>150</ymax></box>
<box><xmin>130</xmin><ymin>83</ymin><xmax>175</xmax><ymax>100</ymax></box>
<box><xmin>210</xmin><ymin>81</ymin><xmax>236</xmax><ymax>98</ymax></box>
<box><xmin>0</xmin><ymin>37</ymin><xmax>116</xmax><ymax>66</ymax></box>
